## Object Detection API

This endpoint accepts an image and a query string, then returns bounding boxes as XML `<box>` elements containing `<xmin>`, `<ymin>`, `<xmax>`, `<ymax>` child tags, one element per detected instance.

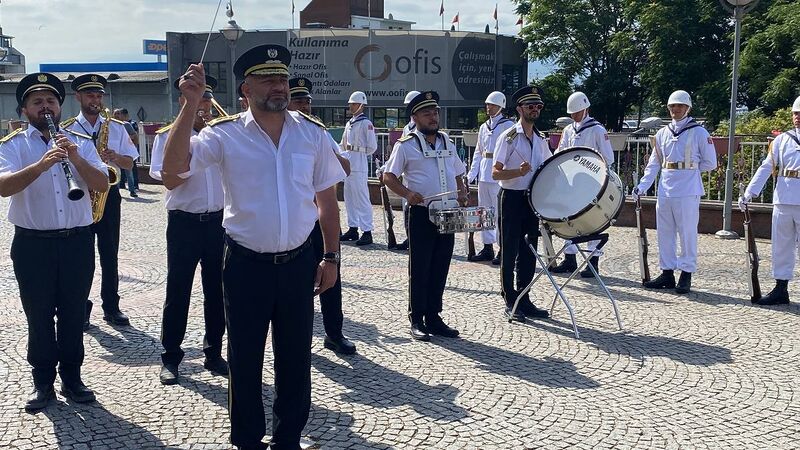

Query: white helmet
<box><xmin>348</xmin><ymin>91</ymin><xmax>368</xmax><ymax>105</ymax></box>
<box><xmin>792</xmin><ymin>96</ymin><xmax>800</xmax><ymax>112</ymax></box>
<box><xmin>667</xmin><ymin>90</ymin><xmax>692</xmax><ymax>108</ymax></box>
<box><xmin>403</xmin><ymin>90</ymin><xmax>421</xmax><ymax>105</ymax></box>
<box><xmin>566</xmin><ymin>91</ymin><xmax>591</xmax><ymax>114</ymax></box>
<box><xmin>485</xmin><ymin>91</ymin><xmax>506</xmax><ymax>108</ymax></box>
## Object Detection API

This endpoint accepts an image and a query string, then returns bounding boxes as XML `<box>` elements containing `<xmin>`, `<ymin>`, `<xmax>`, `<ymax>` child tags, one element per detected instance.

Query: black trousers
<box><xmin>498</xmin><ymin>188</ymin><xmax>540</xmax><ymax>307</ymax></box>
<box><xmin>12</xmin><ymin>227</ymin><xmax>94</xmax><ymax>386</ymax></box>
<box><xmin>224</xmin><ymin>236</ymin><xmax>315</xmax><ymax>449</ymax></box>
<box><xmin>90</xmin><ymin>185</ymin><xmax>122</xmax><ymax>312</ymax></box>
<box><xmin>408</xmin><ymin>205</ymin><xmax>454</xmax><ymax>323</ymax></box>
<box><xmin>161</xmin><ymin>210</ymin><xmax>225</xmax><ymax>365</ymax></box>
<box><xmin>310</xmin><ymin>221</ymin><xmax>344</xmax><ymax>338</ymax></box>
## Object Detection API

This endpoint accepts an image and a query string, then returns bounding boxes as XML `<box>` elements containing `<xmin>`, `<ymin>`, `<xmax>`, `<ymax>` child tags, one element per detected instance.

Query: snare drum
<box><xmin>433</xmin><ymin>206</ymin><xmax>496</xmax><ymax>234</ymax></box>
<box><xmin>528</xmin><ymin>146</ymin><xmax>623</xmax><ymax>239</ymax></box>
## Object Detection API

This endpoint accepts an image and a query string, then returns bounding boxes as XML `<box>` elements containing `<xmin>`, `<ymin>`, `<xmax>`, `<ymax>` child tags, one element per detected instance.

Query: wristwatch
<box><xmin>323</xmin><ymin>252</ymin><xmax>340</xmax><ymax>264</ymax></box>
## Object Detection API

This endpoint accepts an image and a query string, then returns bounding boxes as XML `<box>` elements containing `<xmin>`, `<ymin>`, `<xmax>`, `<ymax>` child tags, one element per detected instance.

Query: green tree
<box><xmin>532</xmin><ymin>72</ymin><xmax>572</xmax><ymax>131</ymax></box>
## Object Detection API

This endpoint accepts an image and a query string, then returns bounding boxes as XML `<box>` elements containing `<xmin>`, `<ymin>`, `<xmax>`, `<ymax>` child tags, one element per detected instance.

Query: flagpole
<box><xmin>292</xmin><ymin>0</ymin><xmax>295</xmax><ymax>29</ymax></box>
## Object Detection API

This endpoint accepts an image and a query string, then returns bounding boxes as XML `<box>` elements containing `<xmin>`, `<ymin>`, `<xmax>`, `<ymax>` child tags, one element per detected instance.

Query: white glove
<box><xmin>738</xmin><ymin>195</ymin><xmax>751</xmax><ymax>212</ymax></box>
<box><xmin>631</xmin><ymin>187</ymin><xmax>640</xmax><ymax>201</ymax></box>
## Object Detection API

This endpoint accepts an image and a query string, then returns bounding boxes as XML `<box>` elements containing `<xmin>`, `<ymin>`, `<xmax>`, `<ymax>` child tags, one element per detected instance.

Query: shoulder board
<box><xmin>297</xmin><ymin>111</ymin><xmax>326</xmax><ymax>128</ymax></box>
<box><xmin>397</xmin><ymin>135</ymin><xmax>414</xmax><ymax>143</ymax></box>
<box><xmin>59</xmin><ymin>117</ymin><xmax>77</xmax><ymax>129</ymax></box>
<box><xmin>108</xmin><ymin>117</ymin><xmax>128</xmax><ymax>125</ymax></box>
<box><xmin>0</xmin><ymin>127</ymin><xmax>24</xmax><ymax>144</ymax></box>
<box><xmin>207</xmin><ymin>113</ymin><xmax>241</xmax><ymax>127</ymax></box>
<box><xmin>63</xmin><ymin>129</ymin><xmax>92</xmax><ymax>140</ymax></box>
<box><xmin>155</xmin><ymin>123</ymin><xmax>174</xmax><ymax>135</ymax></box>
<box><xmin>505</xmin><ymin>128</ymin><xmax>518</xmax><ymax>142</ymax></box>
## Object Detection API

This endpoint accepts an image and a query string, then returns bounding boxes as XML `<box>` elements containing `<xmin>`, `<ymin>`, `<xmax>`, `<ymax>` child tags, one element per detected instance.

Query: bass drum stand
<box><xmin>509</xmin><ymin>232</ymin><xmax>624</xmax><ymax>338</ymax></box>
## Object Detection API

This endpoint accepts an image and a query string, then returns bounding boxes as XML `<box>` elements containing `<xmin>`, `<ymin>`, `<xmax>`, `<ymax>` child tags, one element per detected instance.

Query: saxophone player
<box><xmin>62</xmin><ymin>74</ymin><xmax>139</xmax><ymax>329</ymax></box>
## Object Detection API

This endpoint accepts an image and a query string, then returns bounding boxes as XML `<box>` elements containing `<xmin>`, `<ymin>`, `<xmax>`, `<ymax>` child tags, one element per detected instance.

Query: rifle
<box><xmin>742</xmin><ymin>184</ymin><xmax>761</xmax><ymax>302</ymax></box>
<box><xmin>378</xmin><ymin>173</ymin><xmax>397</xmax><ymax>249</ymax></box>
<box><xmin>463</xmin><ymin>175</ymin><xmax>476</xmax><ymax>259</ymax></box>
<box><xmin>635</xmin><ymin>193</ymin><xmax>651</xmax><ymax>283</ymax></box>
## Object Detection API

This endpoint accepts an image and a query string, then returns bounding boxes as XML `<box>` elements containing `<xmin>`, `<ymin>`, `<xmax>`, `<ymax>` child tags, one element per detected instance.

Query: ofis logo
<box><xmin>354</xmin><ymin>45</ymin><xmax>442</xmax><ymax>82</ymax></box>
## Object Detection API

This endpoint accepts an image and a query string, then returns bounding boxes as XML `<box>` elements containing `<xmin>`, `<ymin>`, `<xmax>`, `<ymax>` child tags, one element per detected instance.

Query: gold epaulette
<box><xmin>397</xmin><ymin>135</ymin><xmax>414</xmax><ymax>143</ymax></box>
<box><xmin>59</xmin><ymin>117</ymin><xmax>77</xmax><ymax>129</ymax></box>
<box><xmin>108</xmin><ymin>117</ymin><xmax>128</xmax><ymax>125</ymax></box>
<box><xmin>207</xmin><ymin>113</ymin><xmax>241</xmax><ymax>127</ymax></box>
<box><xmin>63</xmin><ymin>129</ymin><xmax>92</xmax><ymax>140</ymax></box>
<box><xmin>0</xmin><ymin>127</ymin><xmax>24</xmax><ymax>144</ymax></box>
<box><xmin>505</xmin><ymin>128</ymin><xmax>518</xmax><ymax>143</ymax></box>
<box><xmin>155</xmin><ymin>123</ymin><xmax>174</xmax><ymax>135</ymax></box>
<box><xmin>296</xmin><ymin>111</ymin><xmax>326</xmax><ymax>128</ymax></box>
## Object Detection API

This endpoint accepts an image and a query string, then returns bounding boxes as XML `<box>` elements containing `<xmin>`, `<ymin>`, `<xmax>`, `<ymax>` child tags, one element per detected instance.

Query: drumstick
<box><xmin>199</xmin><ymin>0</ymin><xmax>226</xmax><ymax>64</ymax></box>
<box><xmin>423</xmin><ymin>190</ymin><xmax>459</xmax><ymax>201</ymax></box>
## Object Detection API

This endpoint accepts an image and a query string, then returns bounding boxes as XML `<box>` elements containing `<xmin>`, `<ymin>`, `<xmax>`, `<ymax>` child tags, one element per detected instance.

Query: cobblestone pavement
<box><xmin>0</xmin><ymin>186</ymin><xmax>798</xmax><ymax>450</ymax></box>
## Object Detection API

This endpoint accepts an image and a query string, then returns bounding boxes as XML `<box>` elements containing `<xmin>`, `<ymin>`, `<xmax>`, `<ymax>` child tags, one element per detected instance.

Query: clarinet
<box><xmin>44</xmin><ymin>114</ymin><xmax>84</xmax><ymax>201</ymax></box>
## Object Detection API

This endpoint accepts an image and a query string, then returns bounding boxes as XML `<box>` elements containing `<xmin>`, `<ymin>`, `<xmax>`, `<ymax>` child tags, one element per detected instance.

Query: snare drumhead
<box><xmin>528</xmin><ymin>147</ymin><xmax>609</xmax><ymax>221</ymax></box>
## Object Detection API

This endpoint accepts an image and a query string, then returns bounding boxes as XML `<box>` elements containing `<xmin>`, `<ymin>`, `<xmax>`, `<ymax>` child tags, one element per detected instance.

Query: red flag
<box><xmin>516</xmin><ymin>16</ymin><xmax>523</xmax><ymax>26</ymax></box>
<box><xmin>439</xmin><ymin>0</ymin><xmax>444</xmax><ymax>16</ymax></box>
<box><xmin>452</xmin><ymin>12</ymin><xmax>459</xmax><ymax>24</ymax></box>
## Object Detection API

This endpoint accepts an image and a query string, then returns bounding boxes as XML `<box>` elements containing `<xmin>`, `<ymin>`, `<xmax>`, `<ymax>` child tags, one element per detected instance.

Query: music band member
<box><xmin>492</xmin><ymin>86</ymin><xmax>552</xmax><ymax>323</ymax></box>
<box><xmin>340</xmin><ymin>91</ymin><xmax>378</xmax><ymax>246</ymax></box>
<box><xmin>739</xmin><ymin>96</ymin><xmax>800</xmax><ymax>305</ymax></box>
<box><xmin>62</xmin><ymin>74</ymin><xmax>139</xmax><ymax>328</ymax></box>
<box><xmin>383</xmin><ymin>91</ymin><xmax>467</xmax><ymax>341</ymax></box>
<box><xmin>149</xmin><ymin>75</ymin><xmax>229</xmax><ymax>385</ymax></box>
<box><xmin>467</xmin><ymin>91</ymin><xmax>514</xmax><ymax>263</ymax></box>
<box><xmin>163</xmin><ymin>45</ymin><xmax>345</xmax><ymax>450</ymax></box>
<box><xmin>633</xmin><ymin>90</ymin><xmax>717</xmax><ymax>294</ymax></box>
<box><xmin>401</xmin><ymin>90</ymin><xmax>421</xmax><ymax>137</ymax></box>
<box><xmin>288</xmin><ymin>76</ymin><xmax>356</xmax><ymax>355</ymax></box>
<box><xmin>551</xmin><ymin>91</ymin><xmax>615</xmax><ymax>276</ymax></box>
<box><xmin>0</xmin><ymin>73</ymin><xmax>108</xmax><ymax>411</ymax></box>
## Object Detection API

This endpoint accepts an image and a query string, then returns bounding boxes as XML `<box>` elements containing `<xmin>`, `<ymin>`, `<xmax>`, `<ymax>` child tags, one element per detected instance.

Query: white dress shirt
<box><xmin>150</xmin><ymin>127</ymin><xmax>224</xmax><ymax>213</ymax></box>
<box><xmin>557</xmin><ymin>115</ymin><xmax>615</xmax><ymax>164</ymax></box>
<box><xmin>494</xmin><ymin>121</ymin><xmax>552</xmax><ymax>191</ymax></box>
<box><xmin>385</xmin><ymin>130</ymin><xmax>465</xmax><ymax>201</ymax></box>
<box><xmin>64</xmin><ymin>111</ymin><xmax>140</xmax><ymax>161</ymax></box>
<box><xmin>636</xmin><ymin>117</ymin><xmax>717</xmax><ymax>197</ymax></box>
<box><xmin>187</xmin><ymin>109</ymin><xmax>346</xmax><ymax>253</ymax></box>
<box><xmin>0</xmin><ymin>126</ymin><xmax>107</xmax><ymax>230</ymax></box>
<box><xmin>340</xmin><ymin>113</ymin><xmax>377</xmax><ymax>172</ymax></box>
<box><xmin>746</xmin><ymin>129</ymin><xmax>800</xmax><ymax>205</ymax></box>
<box><xmin>468</xmin><ymin>114</ymin><xmax>515</xmax><ymax>184</ymax></box>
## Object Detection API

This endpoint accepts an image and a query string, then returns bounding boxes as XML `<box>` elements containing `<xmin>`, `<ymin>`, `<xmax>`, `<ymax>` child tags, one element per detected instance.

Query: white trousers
<box><xmin>656</xmin><ymin>195</ymin><xmax>699</xmax><ymax>273</ymax></box>
<box><xmin>564</xmin><ymin>239</ymin><xmax>602</xmax><ymax>256</ymax></box>
<box><xmin>478</xmin><ymin>181</ymin><xmax>500</xmax><ymax>244</ymax></box>
<box><xmin>343</xmin><ymin>170</ymin><xmax>373</xmax><ymax>231</ymax></box>
<box><xmin>771</xmin><ymin>204</ymin><xmax>800</xmax><ymax>280</ymax></box>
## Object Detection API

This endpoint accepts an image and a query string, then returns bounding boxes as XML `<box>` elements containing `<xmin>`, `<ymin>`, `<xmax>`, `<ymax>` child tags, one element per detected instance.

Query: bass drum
<box><xmin>528</xmin><ymin>146</ymin><xmax>623</xmax><ymax>239</ymax></box>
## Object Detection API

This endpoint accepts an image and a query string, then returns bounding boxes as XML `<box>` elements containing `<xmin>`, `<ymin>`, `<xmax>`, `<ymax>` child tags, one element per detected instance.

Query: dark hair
<box><xmin>120</xmin><ymin>108</ymin><xmax>129</xmax><ymax>115</ymax></box>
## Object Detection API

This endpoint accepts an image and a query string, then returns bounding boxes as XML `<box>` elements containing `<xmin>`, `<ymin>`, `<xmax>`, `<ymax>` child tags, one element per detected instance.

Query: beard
<box><xmin>417</xmin><ymin>123</ymin><xmax>439</xmax><ymax>136</ymax></box>
<box><xmin>253</xmin><ymin>96</ymin><xmax>288</xmax><ymax>112</ymax></box>
<box><xmin>27</xmin><ymin>110</ymin><xmax>60</xmax><ymax>133</ymax></box>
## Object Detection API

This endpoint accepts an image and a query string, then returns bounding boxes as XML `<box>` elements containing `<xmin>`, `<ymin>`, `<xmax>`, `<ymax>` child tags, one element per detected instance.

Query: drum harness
<box><xmin>407</xmin><ymin>132</ymin><xmax>459</xmax><ymax>224</ymax></box>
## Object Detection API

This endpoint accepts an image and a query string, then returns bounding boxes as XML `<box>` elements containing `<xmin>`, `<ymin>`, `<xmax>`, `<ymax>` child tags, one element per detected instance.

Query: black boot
<box><xmin>340</xmin><ymin>227</ymin><xmax>358</xmax><ymax>241</ymax></box>
<box><xmin>675</xmin><ymin>271</ymin><xmax>692</xmax><ymax>294</ymax></box>
<box><xmin>755</xmin><ymin>280</ymin><xmax>790</xmax><ymax>305</ymax></box>
<box><xmin>83</xmin><ymin>300</ymin><xmax>93</xmax><ymax>331</ymax></box>
<box><xmin>395</xmin><ymin>239</ymin><xmax>409</xmax><ymax>251</ymax></box>
<box><xmin>469</xmin><ymin>244</ymin><xmax>494</xmax><ymax>262</ymax></box>
<box><xmin>491</xmin><ymin>251</ymin><xmax>501</xmax><ymax>266</ymax></box>
<box><xmin>25</xmin><ymin>384</ymin><xmax>55</xmax><ymax>412</ymax></box>
<box><xmin>643</xmin><ymin>270</ymin><xmax>676</xmax><ymax>289</ymax></box>
<box><xmin>355</xmin><ymin>231</ymin><xmax>373</xmax><ymax>246</ymax></box>
<box><xmin>580</xmin><ymin>256</ymin><xmax>599</xmax><ymax>278</ymax></box>
<box><xmin>551</xmin><ymin>254</ymin><xmax>578</xmax><ymax>273</ymax></box>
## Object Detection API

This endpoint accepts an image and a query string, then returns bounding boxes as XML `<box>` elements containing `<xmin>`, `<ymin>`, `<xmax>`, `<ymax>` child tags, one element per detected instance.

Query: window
<box><xmin>447</xmin><ymin>108</ymin><xmax>479</xmax><ymax>130</ymax></box>
<box><xmin>203</xmin><ymin>62</ymin><xmax>228</xmax><ymax>95</ymax></box>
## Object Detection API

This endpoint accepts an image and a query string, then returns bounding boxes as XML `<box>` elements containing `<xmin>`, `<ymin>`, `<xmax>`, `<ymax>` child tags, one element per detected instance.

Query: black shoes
<box><xmin>103</xmin><ymin>309</ymin><xmax>130</xmax><ymax>326</ymax></box>
<box><xmin>425</xmin><ymin>316</ymin><xmax>460</xmax><ymax>338</ymax></box>
<box><xmin>355</xmin><ymin>231</ymin><xmax>373</xmax><ymax>246</ymax></box>
<box><xmin>84</xmin><ymin>300</ymin><xmax>93</xmax><ymax>331</ymax></box>
<box><xmin>675</xmin><ymin>271</ymin><xmax>692</xmax><ymax>294</ymax></box>
<box><xmin>25</xmin><ymin>385</ymin><xmax>55</xmax><ymax>412</ymax></box>
<box><xmin>204</xmin><ymin>357</ymin><xmax>230</xmax><ymax>377</ymax></box>
<box><xmin>643</xmin><ymin>270</ymin><xmax>676</xmax><ymax>289</ymax></box>
<box><xmin>519</xmin><ymin>301</ymin><xmax>550</xmax><ymax>319</ymax></box>
<box><xmin>160</xmin><ymin>364</ymin><xmax>179</xmax><ymax>385</ymax></box>
<box><xmin>324</xmin><ymin>335</ymin><xmax>358</xmax><ymax>355</ymax></box>
<box><xmin>340</xmin><ymin>227</ymin><xmax>359</xmax><ymax>241</ymax></box>
<box><xmin>551</xmin><ymin>254</ymin><xmax>578</xmax><ymax>273</ymax></box>
<box><xmin>580</xmin><ymin>256</ymin><xmax>599</xmax><ymax>278</ymax></box>
<box><xmin>395</xmin><ymin>239</ymin><xmax>409</xmax><ymax>251</ymax></box>
<box><xmin>755</xmin><ymin>280</ymin><xmax>790</xmax><ymax>305</ymax></box>
<box><xmin>504</xmin><ymin>306</ymin><xmax>526</xmax><ymax>323</ymax></box>
<box><xmin>61</xmin><ymin>381</ymin><xmax>96</xmax><ymax>403</ymax></box>
<box><xmin>409</xmin><ymin>322</ymin><xmax>431</xmax><ymax>341</ymax></box>
<box><xmin>469</xmin><ymin>245</ymin><xmax>495</xmax><ymax>262</ymax></box>
<box><xmin>491</xmin><ymin>251</ymin><xmax>501</xmax><ymax>266</ymax></box>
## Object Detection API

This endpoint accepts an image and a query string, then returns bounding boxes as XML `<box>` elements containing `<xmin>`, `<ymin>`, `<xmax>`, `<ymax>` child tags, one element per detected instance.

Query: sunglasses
<box><xmin>520</xmin><ymin>103</ymin><xmax>543</xmax><ymax>111</ymax></box>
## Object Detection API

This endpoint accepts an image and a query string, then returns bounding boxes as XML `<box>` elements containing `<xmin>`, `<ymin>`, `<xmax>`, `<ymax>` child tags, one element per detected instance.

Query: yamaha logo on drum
<box><xmin>574</xmin><ymin>155</ymin><xmax>602</xmax><ymax>174</ymax></box>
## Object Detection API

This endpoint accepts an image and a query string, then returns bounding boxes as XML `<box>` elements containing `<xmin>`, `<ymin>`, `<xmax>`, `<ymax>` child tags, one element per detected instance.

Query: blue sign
<box><xmin>143</xmin><ymin>39</ymin><xmax>168</xmax><ymax>56</ymax></box>
<box><xmin>40</xmin><ymin>62</ymin><xmax>168</xmax><ymax>72</ymax></box>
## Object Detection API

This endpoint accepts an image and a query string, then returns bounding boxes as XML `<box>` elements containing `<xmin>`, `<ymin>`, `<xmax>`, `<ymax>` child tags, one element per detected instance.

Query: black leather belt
<box><xmin>15</xmin><ymin>225</ymin><xmax>91</xmax><ymax>238</ymax></box>
<box><xmin>225</xmin><ymin>235</ymin><xmax>311</xmax><ymax>264</ymax></box>
<box><xmin>169</xmin><ymin>209</ymin><xmax>223</xmax><ymax>222</ymax></box>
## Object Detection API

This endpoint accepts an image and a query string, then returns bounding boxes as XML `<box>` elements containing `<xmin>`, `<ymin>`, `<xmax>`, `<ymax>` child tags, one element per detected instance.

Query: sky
<box><xmin>0</xmin><ymin>0</ymin><xmax>551</xmax><ymax>76</ymax></box>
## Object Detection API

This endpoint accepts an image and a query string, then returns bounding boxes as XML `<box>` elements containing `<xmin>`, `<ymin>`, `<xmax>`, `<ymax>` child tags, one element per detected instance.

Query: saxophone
<box><xmin>91</xmin><ymin>109</ymin><xmax>121</xmax><ymax>223</ymax></box>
